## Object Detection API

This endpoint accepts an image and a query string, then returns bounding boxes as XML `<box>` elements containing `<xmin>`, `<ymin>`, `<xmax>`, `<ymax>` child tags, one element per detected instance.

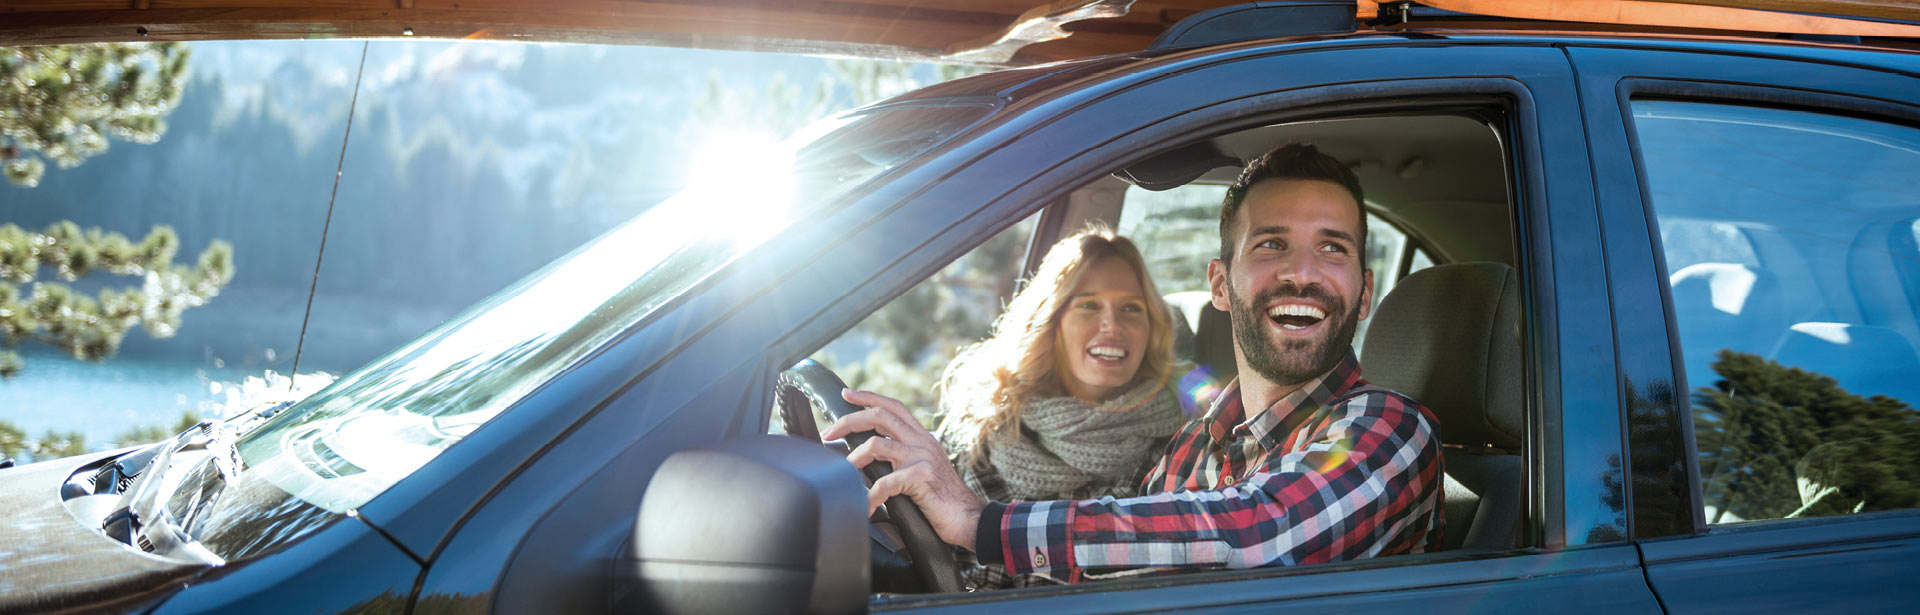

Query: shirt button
<box><xmin>1223</xmin><ymin>475</ymin><xmax>1236</xmax><ymax>485</ymax></box>
<box><xmin>1032</xmin><ymin>549</ymin><xmax>1047</xmax><ymax>567</ymax></box>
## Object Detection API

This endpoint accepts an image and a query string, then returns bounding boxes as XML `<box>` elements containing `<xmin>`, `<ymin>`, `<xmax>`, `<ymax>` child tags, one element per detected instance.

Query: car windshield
<box><xmin>169</xmin><ymin>100</ymin><xmax>994</xmax><ymax>560</ymax></box>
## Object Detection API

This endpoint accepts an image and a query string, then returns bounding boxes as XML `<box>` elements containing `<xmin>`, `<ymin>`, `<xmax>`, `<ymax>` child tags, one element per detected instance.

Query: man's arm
<box><xmin>980</xmin><ymin>394</ymin><xmax>1442</xmax><ymax>582</ymax></box>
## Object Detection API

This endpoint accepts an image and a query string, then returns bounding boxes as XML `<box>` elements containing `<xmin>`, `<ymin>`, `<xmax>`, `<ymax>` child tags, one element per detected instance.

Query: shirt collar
<box><xmin>1207</xmin><ymin>351</ymin><xmax>1365</xmax><ymax>450</ymax></box>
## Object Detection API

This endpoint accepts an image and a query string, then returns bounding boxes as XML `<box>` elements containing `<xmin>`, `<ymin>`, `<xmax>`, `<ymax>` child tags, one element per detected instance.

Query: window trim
<box><xmin>867</xmin><ymin>91</ymin><xmax>1558</xmax><ymax>608</ymax></box>
<box><xmin>1615</xmin><ymin>77</ymin><xmax>1920</xmax><ymax>537</ymax></box>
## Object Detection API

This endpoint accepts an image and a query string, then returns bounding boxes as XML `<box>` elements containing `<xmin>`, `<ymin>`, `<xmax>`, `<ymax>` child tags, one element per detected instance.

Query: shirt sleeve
<box><xmin>992</xmin><ymin>394</ymin><xmax>1442</xmax><ymax>581</ymax></box>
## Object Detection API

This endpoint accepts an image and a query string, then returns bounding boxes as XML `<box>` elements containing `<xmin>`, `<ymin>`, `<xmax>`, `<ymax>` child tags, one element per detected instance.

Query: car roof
<box><xmin>1</xmin><ymin>1</ymin><xmax>1916</xmax><ymax>66</ymax></box>
<box><xmin>882</xmin><ymin>30</ymin><xmax>1918</xmax><ymax>108</ymax></box>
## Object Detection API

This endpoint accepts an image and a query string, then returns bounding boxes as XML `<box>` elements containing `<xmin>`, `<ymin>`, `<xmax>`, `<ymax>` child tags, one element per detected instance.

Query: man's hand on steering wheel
<box><xmin>824</xmin><ymin>388</ymin><xmax>988</xmax><ymax>553</ymax></box>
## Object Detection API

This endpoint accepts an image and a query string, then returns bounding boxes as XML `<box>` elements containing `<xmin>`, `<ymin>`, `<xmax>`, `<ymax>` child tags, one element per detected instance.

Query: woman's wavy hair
<box><xmin>938</xmin><ymin>226</ymin><xmax>1179</xmax><ymax>469</ymax></box>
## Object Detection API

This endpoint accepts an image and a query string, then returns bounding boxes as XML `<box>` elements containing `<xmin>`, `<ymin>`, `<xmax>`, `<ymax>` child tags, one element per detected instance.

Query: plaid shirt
<box><xmin>974</xmin><ymin>353</ymin><xmax>1444</xmax><ymax>582</ymax></box>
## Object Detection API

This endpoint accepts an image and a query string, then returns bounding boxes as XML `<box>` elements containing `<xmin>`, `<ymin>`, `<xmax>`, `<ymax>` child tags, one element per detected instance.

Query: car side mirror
<box><xmin>614</xmin><ymin>435</ymin><xmax>870</xmax><ymax>614</ymax></box>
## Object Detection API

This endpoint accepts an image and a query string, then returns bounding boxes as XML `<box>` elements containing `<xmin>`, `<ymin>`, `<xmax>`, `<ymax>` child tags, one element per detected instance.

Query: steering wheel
<box><xmin>776</xmin><ymin>359</ymin><xmax>964</xmax><ymax>594</ymax></box>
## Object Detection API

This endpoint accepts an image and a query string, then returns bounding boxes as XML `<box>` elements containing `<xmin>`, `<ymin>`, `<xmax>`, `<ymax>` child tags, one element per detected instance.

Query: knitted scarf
<box><xmin>953</xmin><ymin>381</ymin><xmax>1187</xmax><ymax>501</ymax></box>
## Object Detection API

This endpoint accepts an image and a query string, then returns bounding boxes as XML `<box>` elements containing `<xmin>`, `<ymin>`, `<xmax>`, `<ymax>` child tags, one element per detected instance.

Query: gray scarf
<box><xmin>955</xmin><ymin>381</ymin><xmax>1186</xmax><ymax>501</ymax></box>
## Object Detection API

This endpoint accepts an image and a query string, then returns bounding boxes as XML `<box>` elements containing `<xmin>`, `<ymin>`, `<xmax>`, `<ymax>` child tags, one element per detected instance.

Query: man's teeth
<box><xmin>1267</xmin><ymin>305</ymin><xmax>1327</xmax><ymax>320</ymax></box>
<box><xmin>1088</xmin><ymin>346</ymin><xmax>1127</xmax><ymax>360</ymax></box>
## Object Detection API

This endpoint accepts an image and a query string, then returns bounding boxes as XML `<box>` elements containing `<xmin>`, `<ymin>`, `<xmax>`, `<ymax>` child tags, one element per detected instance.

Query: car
<box><xmin>1</xmin><ymin>1</ymin><xmax>1918</xmax><ymax>613</ymax></box>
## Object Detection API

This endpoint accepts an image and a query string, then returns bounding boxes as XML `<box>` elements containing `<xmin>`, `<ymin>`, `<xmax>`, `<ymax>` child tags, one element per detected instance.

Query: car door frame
<box><xmin>1569</xmin><ymin>39</ymin><xmax>1920</xmax><ymax>613</ymax></box>
<box><xmin>735</xmin><ymin>38</ymin><xmax>1658</xmax><ymax>613</ymax></box>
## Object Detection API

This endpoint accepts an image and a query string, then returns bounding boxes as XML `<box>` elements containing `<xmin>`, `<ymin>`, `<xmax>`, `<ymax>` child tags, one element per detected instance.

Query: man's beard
<box><xmin>1228</xmin><ymin>280</ymin><xmax>1361</xmax><ymax>387</ymax></box>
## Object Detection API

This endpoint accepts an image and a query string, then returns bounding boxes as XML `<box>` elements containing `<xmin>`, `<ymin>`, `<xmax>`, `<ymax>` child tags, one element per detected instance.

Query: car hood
<box><xmin>0</xmin><ymin>451</ymin><xmax>204</xmax><ymax>615</ymax></box>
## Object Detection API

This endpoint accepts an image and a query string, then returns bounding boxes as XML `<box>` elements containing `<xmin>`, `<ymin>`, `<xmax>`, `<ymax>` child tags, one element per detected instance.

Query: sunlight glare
<box><xmin>683</xmin><ymin>129</ymin><xmax>795</xmax><ymax>244</ymax></box>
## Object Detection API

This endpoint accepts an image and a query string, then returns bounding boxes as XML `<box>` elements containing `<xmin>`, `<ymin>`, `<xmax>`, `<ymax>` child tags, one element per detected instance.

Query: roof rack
<box><xmin>1404</xmin><ymin>0</ymin><xmax>1920</xmax><ymax>38</ymax></box>
<box><xmin>1148</xmin><ymin>0</ymin><xmax>1920</xmax><ymax>52</ymax></box>
<box><xmin>1150</xmin><ymin>1</ymin><xmax>1359</xmax><ymax>49</ymax></box>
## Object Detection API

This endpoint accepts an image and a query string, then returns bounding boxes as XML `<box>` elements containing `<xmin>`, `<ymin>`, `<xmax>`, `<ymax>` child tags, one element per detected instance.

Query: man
<box><xmin>824</xmin><ymin>143</ymin><xmax>1444</xmax><ymax>582</ymax></box>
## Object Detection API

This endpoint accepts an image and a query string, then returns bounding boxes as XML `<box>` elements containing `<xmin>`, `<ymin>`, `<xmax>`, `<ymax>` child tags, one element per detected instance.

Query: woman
<box><xmin>936</xmin><ymin>227</ymin><xmax>1187</xmax><ymax>503</ymax></box>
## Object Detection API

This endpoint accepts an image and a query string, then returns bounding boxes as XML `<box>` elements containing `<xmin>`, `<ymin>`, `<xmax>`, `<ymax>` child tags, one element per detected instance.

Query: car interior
<box><xmin>779</xmin><ymin>108</ymin><xmax>1527</xmax><ymax>594</ymax></box>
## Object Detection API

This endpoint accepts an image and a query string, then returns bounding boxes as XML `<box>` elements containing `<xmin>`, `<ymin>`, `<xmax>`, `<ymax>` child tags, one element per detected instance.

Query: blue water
<box><xmin>0</xmin><ymin>344</ymin><xmax>251</xmax><ymax>450</ymax></box>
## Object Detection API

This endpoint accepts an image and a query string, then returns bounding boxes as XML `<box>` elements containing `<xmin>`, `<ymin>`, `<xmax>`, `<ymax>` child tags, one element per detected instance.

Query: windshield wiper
<box><xmin>96</xmin><ymin>420</ymin><xmax>236</xmax><ymax>566</ymax></box>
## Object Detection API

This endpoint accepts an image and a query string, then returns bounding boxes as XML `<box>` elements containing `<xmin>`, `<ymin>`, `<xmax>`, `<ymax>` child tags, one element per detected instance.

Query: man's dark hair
<box><xmin>1217</xmin><ymin>142</ymin><xmax>1366</xmax><ymax>264</ymax></box>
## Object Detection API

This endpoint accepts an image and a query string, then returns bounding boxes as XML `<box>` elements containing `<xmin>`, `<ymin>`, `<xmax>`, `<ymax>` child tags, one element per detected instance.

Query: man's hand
<box><xmin>822</xmin><ymin>388</ymin><xmax>988</xmax><ymax>552</ymax></box>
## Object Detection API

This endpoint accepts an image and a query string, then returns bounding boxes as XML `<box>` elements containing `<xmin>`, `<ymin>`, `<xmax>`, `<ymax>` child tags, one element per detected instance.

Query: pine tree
<box><xmin>1</xmin><ymin>42</ymin><xmax>190</xmax><ymax>187</ymax></box>
<box><xmin>1692</xmin><ymin>350</ymin><xmax>1920</xmax><ymax>523</ymax></box>
<box><xmin>0</xmin><ymin>420</ymin><xmax>86</xmax><ymax>463</ymax></box>
<box><xmin>0</xmin><ymin>222</ymin><xmax>234</xmax><ymax>378</ymax></box>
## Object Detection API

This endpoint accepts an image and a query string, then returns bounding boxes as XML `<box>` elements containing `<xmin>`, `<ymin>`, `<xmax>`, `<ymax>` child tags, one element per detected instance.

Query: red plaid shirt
<box><xmin>974</xmin><ymin>353</ymin><xmax>1444</xmax><ymax>582</ymax></box>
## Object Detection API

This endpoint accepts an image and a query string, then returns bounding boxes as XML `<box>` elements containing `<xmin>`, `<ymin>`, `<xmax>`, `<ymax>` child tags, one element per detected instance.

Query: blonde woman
<box><xmin>937</xmin><ymin>227</ymin><xmax>1188</xmax><ymax>503</ymax></box>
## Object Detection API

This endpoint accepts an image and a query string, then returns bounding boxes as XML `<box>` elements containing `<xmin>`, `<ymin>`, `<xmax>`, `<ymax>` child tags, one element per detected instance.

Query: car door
<box><xmin>1570</xmin><ymin>42</ymin><xmax>1920</xmax><ymax>612</ymax></box>
<box><xmin>389</xmin><ymin>37</ymin><xmax>1661</xmax><ymax>614</ymax></box>
<box><xmin>773</xmin><ymin>39</ymin><xmax>1663</xmax><ymax>613</ymax></box>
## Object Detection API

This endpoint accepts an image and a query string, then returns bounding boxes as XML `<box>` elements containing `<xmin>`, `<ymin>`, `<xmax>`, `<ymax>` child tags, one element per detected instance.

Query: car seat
<box><xmin>1360</xmin><ymin>262</ymin><xmax>1524</xmax><ymax>551</ymax></box>
<box><xmin>1193</xmin><ymin>302</ymin><xmax>1238</xmax><ymax>386</ymax></box>
<box><xmin>1668</xmin><ymin>262</ymin><xmax>1788</xmax><ymax>390</ymax></box>
<box><xmin>1770</xmin><ymin>322</ymin><xmax>1920</xmax><ymax>407</ymax></box>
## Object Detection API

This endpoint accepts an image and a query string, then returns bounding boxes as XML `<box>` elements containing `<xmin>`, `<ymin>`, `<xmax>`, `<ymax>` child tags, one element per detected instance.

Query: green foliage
<box><xmin>0</xmin><ymin>222</ymin><xmax>235</xmax><ymax>377</ymax></box>
<box><xmin>1120</xmin><ymin>185</ymin><xmax>1228</xmax><ymax>296</ymax></box>
<box><xmin>1</xmin><ymin>42</ymin><xmax>191</xmax><ymax>187</ymax></box>
<box><xmin>1693</xmin><ymin>350</ymin><xmax>1920</xmax><ymax>523</ymax></box>
<box><xmin>108</xmin><ymin>410</ymin><xmax>202</xmax><ymax>450</ymax></box>
<box><xmin>0</xmin><ymin>410</ymin><xmax>204</xmax><ymax>464</ymax></box>
<box><xmin>0</xmin><ymin>420</ymin><xmax>86</xmax><ymax>463</ymax></box>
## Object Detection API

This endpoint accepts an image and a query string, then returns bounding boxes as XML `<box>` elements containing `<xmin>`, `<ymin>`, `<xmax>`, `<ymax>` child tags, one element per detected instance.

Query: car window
<box><xmin>781</xmin><ymin>212</ymin><xmax>1040</xmax><ymax>433</ymax></box>
<box><xmin>1634</xmin><ymin>100</ymin><xmax>1920</xmax><ymax>524</ymax></box>
<box><xmin>1117</xmin><ymin>183</ymin><xmax>1422</xmax><ymax>352</ymax></box>
<box><xmin>812</xmin><ymin>110</ymin><xmax>1524</xmax><ymax>601</ymax></box>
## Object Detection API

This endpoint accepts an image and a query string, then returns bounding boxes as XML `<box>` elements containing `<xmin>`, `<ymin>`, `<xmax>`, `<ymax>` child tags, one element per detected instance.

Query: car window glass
<box><xmin>1409</xmin><ymin>246</ymin><xmax>1435</xmax><ymax>275</ymax></box>
<box><xmin>778</xmin><ymin>212</ymin><xmax>1039</xmax><ymax>434</ymax></box>
<box><xmin>1116</xmin><ymin>184</ymin><xmax>1224</xmax><ymax>336</ymax></box>
<box><xmin>1634</xmin><ymin>100</ymin><xmax>1920</xmax><ymax>524</ymax></box>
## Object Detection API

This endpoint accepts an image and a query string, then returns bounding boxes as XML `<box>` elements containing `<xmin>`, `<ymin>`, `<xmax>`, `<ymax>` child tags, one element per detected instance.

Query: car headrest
<box><xmin>1194</xmin><ymin>302</ymin><xmax>1238</xmax><ymax>385</ymax></box>
<box><xmin>1667</xmin><ymin>262</ymin><xmax>1790</xmax><ymax>388</ymax></box>
<box><xmin>1771</xmin><ymin>322</ymin><xmax>1920</xmax><ymax>405</ymax></box>
<box><xmin>1668</xmin><ymin>263</ymin><xmax>1787</xmax><ymax>335</ymax></box>
<box><xmin>1360</xmin><ymin>262</ymin><xmax>1523</xmax><ymax>450</ymax></box>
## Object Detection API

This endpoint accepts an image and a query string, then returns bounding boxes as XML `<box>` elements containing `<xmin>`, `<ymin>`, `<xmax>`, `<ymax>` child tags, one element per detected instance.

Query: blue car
<box><xmin>1</xmin><ymin>1</ymin><xmax>1917</xmax><ymax>613</ymax></box>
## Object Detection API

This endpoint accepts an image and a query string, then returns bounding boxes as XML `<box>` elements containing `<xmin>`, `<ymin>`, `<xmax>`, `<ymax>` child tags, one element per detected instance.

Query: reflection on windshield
<box><xmin>172</xmin><ymin>100</ymin><xmax>995</xmax><ymax>560</ymax></box>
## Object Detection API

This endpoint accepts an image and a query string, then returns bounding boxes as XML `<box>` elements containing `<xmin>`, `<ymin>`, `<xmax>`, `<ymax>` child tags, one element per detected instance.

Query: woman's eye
<box><xmin>1121</xmin><ymin>303</ymin><xmax>1145</xmax><ymax>313</ymax></box>
<box><xmin>1076</xmin><ymin>300</ymin><xmax>1099</xmax><ymax>310</ymax></box>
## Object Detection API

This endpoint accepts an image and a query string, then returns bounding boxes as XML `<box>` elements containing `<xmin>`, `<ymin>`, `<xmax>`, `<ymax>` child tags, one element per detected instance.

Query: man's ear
<box><xmin>1358</xmin><ymin>268</ymin><xmax>1375</xmax><ymax>321</ymax></box>
<box><xmin>1209</xmin><ymin>258</ymin><xmax>1231</xmax><ymax>312</ymax></box>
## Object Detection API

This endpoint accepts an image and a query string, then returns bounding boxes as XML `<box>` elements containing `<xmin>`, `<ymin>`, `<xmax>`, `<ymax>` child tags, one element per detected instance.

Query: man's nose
<box><xmin>1273</xmin><ymin>247</ymin><xmax>1322</xmax><ymax>284</ymax></box>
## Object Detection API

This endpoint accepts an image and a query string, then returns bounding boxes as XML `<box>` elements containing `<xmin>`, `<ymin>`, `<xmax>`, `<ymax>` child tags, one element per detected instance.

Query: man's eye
<box><xmin>1255</xmin><ymin>239</ymin><xmax>1283</xmax><ymax>251</ymax></box>
<box><xmin>1320</xmin><ymin>243</ymin><xmax>1349</xmax><ymax>254</ymax></box>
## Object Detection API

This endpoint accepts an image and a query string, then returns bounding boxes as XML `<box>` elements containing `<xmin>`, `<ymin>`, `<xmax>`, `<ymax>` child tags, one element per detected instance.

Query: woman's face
<box><xmin>1054</xmin><ymin>256</ymin><xmax>1153</xmax><ymax>403</ymax></box>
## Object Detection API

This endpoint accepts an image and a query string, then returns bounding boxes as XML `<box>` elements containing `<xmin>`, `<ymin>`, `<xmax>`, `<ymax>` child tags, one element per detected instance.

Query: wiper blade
<box><xmin>97</xmin><ymin>420</ymin><xmax>234</xmax><ymax>566</ymax></box>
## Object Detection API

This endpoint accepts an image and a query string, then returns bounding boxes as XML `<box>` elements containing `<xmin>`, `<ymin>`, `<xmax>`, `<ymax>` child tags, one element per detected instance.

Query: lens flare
<box><xmin>1179</xmin><ymin>366</ymin><xmax>1223</xmax><ymax>415</ymax></box>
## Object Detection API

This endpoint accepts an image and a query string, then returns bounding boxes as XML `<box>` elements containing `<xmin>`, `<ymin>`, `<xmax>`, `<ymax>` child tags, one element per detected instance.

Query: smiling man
<box><xmin>826</xmin><ymin>143</ymin><xmax>1444</xmax><ymax>583</ymax></box>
